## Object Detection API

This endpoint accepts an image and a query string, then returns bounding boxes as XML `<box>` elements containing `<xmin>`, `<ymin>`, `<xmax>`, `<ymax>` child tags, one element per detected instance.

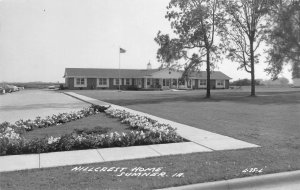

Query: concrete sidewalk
<box><xmin>0</xmin><ymin>142</ymin><xmax>210</xmax><ymax>172</ymax></box>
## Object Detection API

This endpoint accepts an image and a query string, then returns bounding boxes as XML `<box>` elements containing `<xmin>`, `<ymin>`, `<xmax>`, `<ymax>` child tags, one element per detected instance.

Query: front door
<box><xmin>137</xmin><ymin>79</ymin><xmax>142</xmax><ymax>88</ymax></box>
<box><xmin>162</xmin><ymin>79</ymin><xmax>171</xmax><ymax>89</ymax></box>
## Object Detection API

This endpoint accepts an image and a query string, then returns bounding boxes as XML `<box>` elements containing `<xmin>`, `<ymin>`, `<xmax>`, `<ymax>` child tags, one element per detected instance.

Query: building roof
<box><xmin>190</xmin><ymin>71</ymin><xmax>231</xmax><ymax>80</ymax></box>
<box><xmin>64</xmin><ymin>68</ymin><xmax>159</xmax><ymax>78</ymax></box>
<box><xmin>64</xmin><ymin>68</ymin><xmax>231</xmax><ymax>80</ymax></box>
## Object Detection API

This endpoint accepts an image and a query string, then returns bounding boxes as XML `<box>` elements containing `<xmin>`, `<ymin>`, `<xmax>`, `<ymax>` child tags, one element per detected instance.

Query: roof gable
<box><xmin>149</xmin><ymin>69</ymin><xmax>183</xmax><ymax>79</ymax></box>
<box><xmin>190</xmin><ymin>71</ymin><xmax>231</xmax><ymax>80</ymax></box>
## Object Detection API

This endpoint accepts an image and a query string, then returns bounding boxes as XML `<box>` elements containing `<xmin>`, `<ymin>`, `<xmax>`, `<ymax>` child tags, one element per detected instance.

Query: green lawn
<box><xmin>1</xmin><ymin>87</ymin><xmax>300</xmax><ymax>190</ymax></box>
<box><xmin>23</xmin><ymin>113</ymin><xmax>131</xmax><ymax>140</ymax></box>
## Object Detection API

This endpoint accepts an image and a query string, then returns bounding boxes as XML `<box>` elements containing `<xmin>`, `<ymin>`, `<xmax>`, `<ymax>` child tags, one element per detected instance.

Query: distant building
<box><xmin>63</xmin><ymin>64</ymin><xmax>231</xmax><ymax>90</ymax></box>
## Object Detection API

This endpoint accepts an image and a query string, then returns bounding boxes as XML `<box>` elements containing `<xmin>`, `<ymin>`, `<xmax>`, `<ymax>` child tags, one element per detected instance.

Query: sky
<box><xmin>0</xmin><ymin>0</ymin><xmax>292</xmax><ymax>83</ymax></box>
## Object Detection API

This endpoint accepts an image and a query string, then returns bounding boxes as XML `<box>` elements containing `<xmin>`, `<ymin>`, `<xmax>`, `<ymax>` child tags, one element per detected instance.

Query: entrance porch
<box><xmin>143</xmin><ymin>78</ymin><xmax>193</xmax><ymax>90</ymax></box>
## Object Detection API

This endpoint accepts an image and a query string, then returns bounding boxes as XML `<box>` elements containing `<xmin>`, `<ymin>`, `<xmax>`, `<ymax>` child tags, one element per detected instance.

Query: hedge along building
<box><xmin>63</xmin><ymin>64</ymin><xmax>231</xmax><ymax>90</ymax></box>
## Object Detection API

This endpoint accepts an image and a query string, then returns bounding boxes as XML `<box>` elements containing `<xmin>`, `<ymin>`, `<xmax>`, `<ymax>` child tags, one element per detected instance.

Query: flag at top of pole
<box><xmin>120</xmin><ymin>48</ymin><xmax>126</xmax><ymax>53</ymax></box>
<box><xmin>118</xmin><ymin>47</ymin><xmax>126</xmax><ymax>92</ymax></box>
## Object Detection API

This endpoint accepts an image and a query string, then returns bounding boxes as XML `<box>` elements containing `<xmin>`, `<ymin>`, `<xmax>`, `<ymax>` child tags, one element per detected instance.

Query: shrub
<box><xmin>90</xmin><ymin>105</ymin><xmax>110</xmax><ymax>113</ymax></box>
<box><xmin>57</xmin><ymin>134</ymin><xmax>76</xmax><ymax>151</ymax></box>
<box><xmin>0</xmin><ymin>130</ymin><xmax>184</xmax><ymax>156</ymax></box>
<box><xmin>125</xmin><ymin>86</ymin><xmax>139</xmax><ymax>91</ymax></box>
<box><xmin>0</xmin><ymin>122</ymin><xmax>26</xmax><ymax>136</ymax></box>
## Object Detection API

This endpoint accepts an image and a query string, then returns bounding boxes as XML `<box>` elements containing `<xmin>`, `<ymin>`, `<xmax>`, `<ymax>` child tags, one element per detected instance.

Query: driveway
<box><xmin>0</xmin><ymin>89</ymin><xmax>89</xmax><ymax>123</ymax></box>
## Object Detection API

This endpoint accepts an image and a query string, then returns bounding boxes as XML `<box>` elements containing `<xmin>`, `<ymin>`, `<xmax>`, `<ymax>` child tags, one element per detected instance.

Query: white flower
<box><xmin>47</xmin><ymin>136</ymin><xmax>61</xmax><ymax>144</ymax></box>
<box><xmin>104</xmin><ymin>108</ymin><xmax>177</xmax><ymax>137</ymax></box>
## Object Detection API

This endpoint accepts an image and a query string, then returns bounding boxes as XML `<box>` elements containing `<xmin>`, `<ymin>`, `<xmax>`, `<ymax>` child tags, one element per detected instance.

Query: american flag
<box><xmin>120</xmin><ymin>48</ymin><xmax>126</xmax><ymax>53</ymax></box>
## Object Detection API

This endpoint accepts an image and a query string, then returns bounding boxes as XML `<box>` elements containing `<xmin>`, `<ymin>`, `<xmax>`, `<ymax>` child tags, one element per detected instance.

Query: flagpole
<box><xmin>118</xmin><ymin>47</ymin><xmax>121</xmax><ymax>92</ymax></box>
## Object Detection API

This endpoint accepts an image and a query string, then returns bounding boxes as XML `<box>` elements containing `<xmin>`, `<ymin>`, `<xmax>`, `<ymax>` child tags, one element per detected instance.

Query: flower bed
<box><xmin>13</xmin><ymin>104</ymin><xmax>108</xmax><ymax>132</ymax></box>
<box><xmin>1</xmin><ymin>130</ymin><xmax>183</xmax><ymax>155</ymax></box>
<box><xmin>0</xmin><ymin>106</ymin><xmax>184</xmax><ymax>156</ymax></box>
<box><xmin>105</xmin><ymin>109</ymin><xmax>176</xmax><ymax>134</ymax></box>
<box><xmin>0</xmin><ymin>105</ymin><xmax>108</xmax><ymax>140</ymax></box>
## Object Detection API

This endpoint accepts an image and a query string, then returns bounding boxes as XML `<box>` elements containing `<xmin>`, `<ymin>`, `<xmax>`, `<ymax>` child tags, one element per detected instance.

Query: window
<box><xmin>166</xmin><ymin>79</ymin><xmax>170</xmax><ymax>86</ymax></box>
<box><xmin>200</xmin><ymin>80</ymin><xmax>206</xmax><ymax>86</ymax></box>
<box><xmin>217</xmin><ymin>80</ymin><xmax>224</xmax><ymax>86</ymax></box>
<box><xmin>98</xmin><ymin>78</ymin><xmax>107</xmax><ymax>85</ymax></box>
<box><xmin>178</xmin><ymin>79</ymin><xmax>185</xmax><ymax>85</ymax></box>
<box><xmin>173</xmin><ymin>79</ymin><xmax>177</xmax><ymax>85</ymax></box>
<box><xmin>147</xmin><ymin>79</ymin><xmax>150</xmax><ymax>86</ymax></box>
<box><xmin>125</xmin><ymin>78</ymin><xmax>131</xmax><ymax>85</ymax></box>
<box><xmin>114</xmin><ymin>78</ymin><xmax>120</xmax><ymax>85</ymax></box>
<box><xmin>76</xmin><ymin>78</ymin><xmax>85</xmax><ymax>85</ymax></box>
<box><xmin>74</xmin><ymin>78</ymin><xmax>86</xmax><ymax>87</ymax></box>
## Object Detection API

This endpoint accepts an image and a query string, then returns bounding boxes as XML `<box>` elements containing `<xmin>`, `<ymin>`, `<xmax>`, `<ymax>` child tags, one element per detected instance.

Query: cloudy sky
<box><xmin>0</xmin><ymin>0</ymin><xmax>292</xmax><ymax>83</ymax></box>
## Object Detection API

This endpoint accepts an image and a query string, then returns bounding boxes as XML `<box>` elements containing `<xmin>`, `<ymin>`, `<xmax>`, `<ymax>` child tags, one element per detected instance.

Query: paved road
<box><xmin>0</xmin><ymin>89</ymin><xmax>89</xmax><ymax>123</ymax></box>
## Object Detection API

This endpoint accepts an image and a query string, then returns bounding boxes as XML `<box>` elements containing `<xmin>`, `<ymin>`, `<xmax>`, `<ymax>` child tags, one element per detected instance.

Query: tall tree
<box><xmin>155</xmin><ymin>0</ymin><xmax>224</xmax><ymax>98</ymax></box>
<box><xmin>265</xmin><ymin>0</ymin><xmax>300</xmax><ymax>79</ymax></box>
<box><xmin>221</xmin><ymin>0</ymin><xmax>275</xmax><ymax>96</ymax></box>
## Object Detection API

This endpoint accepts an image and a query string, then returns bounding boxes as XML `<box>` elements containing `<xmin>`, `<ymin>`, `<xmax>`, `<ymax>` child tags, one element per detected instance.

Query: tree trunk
<box><xmin>206</xmin><ymin>49</ymin><xmax>211</xmax><ymax>98</ymax></box>
<box><xmin>250</xmin><ymin>40</ymin><xmax>255</xmax><ymax>96</ymax></box>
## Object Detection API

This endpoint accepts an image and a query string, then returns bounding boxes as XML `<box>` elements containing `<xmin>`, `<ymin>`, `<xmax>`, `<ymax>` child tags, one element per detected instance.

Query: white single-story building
<box><xmin>63</xmin><ymin>64</ymin><xmax>231</xmax><ymax>90</ymax></box>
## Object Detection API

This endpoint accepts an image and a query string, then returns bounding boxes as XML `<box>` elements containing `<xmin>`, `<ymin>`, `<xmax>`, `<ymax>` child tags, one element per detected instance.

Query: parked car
<box><xmin>12</xmin><ymin>85</ymin><xmax>19</xmax><ymax>91</ymax></box>
<box><xmin>3</xmin><ymin>85</ymin><xmax>19</xmax><ymax>92</ymax></box>
<box><xmin>11</xmin><ymin>85</ymin><xmax>19</xmax><ymax>92</ymax></box>
<box><xmin>4</xmin><ymin>85</ymin><xmax>13</xmax><ymax>93</ymax></box>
